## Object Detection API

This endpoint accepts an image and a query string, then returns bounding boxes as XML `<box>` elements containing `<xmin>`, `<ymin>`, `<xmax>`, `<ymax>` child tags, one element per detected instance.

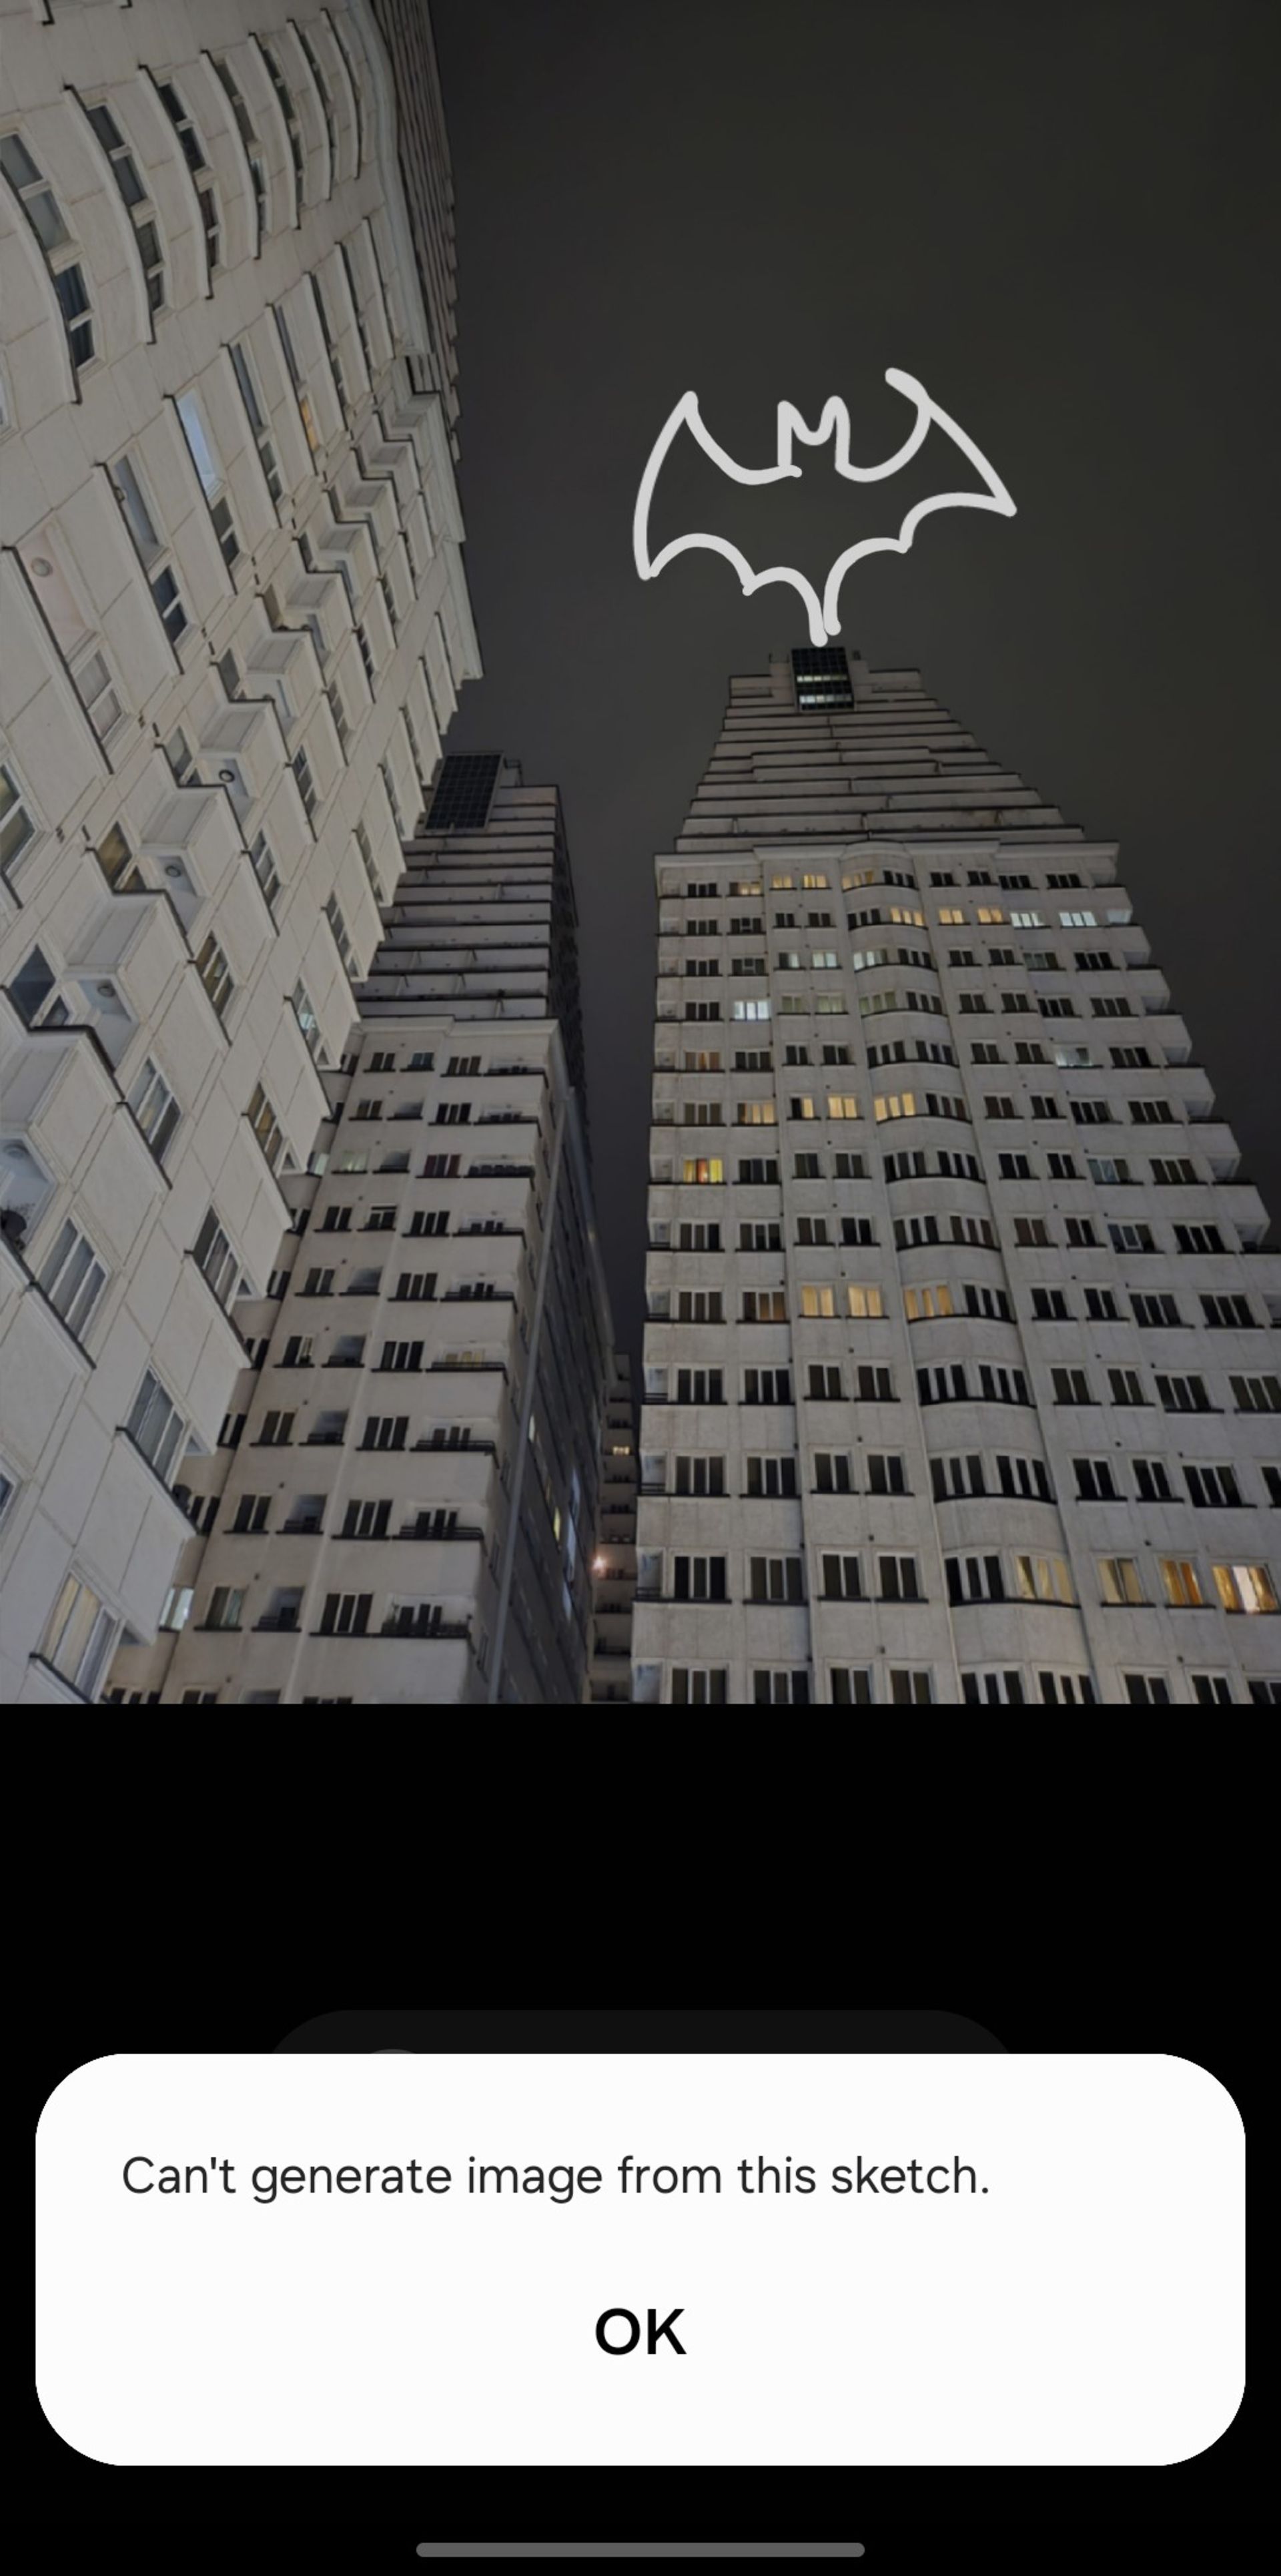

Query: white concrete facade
<box><xmin>103</xmin><ymin>757</ymin><xmax>612</xmax><ymax>1704</ymax></box>
<box><xmin>0</xmin><ymin>0</ymin><xmax>479</xmax><ymax>1700</ymax></box>
<box><xmin>634</xmin><ymin>649</ymin><xmax>1281</xmax><ymax>1710</ymax></box>
<box><xmin>588</xmin><ymin>1348</ymin><xmax>636</xmax><ymax>1704</ymax></box>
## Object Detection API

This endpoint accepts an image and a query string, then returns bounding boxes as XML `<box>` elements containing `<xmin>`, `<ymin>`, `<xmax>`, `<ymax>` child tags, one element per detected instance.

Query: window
<box><xmin>1051</xmin><ymin>1367</ymin><xmax>1093</xmax><ymax>1405</ymax></box>
<box><xmin>1132</xmin><ymin>1457</ymin><xmax>1174</xmax><ymax>1504</ymax></box>
<box><xmin>187</xmin><ymin>1219</ymin><xmax>244</xmax><ymax>1331</ymax></box>
<box><xmin>1201</xmin><ymin>1292</ymin><xmax>1255</xmax><ymax>1331</ymax></box>
<box><xmin>994</xmin><ymin>1452</ymin><xmax>1052</xmax><ymax>1502</ymax></box>
<box><xmin>379</xmin><ymin>1339</ymin><xmax>423</xmax><ymax>1372</ymax></box>
<box><xmin>280</xmin><ymin>986</ymin><xmax>323</xmax><ymax>1077</ymax></box>
<box><xmin>673</xmin><ymin>1555</ymin><xmax>728</xmax><ymax>1602</ymax></box>
<box><xmin>125</xmin><ymin>1056</ymin><xmax>180</xmax><ymax>1163</ymax></box>
<box><xmin>1108</xmin><ymin>1367</ymin><xmax>1148</xmax><ymax>1407</ymax></box>
<box><xmin>155</xmin><ymin>81</ymin><xmax>220</xmax><ymax>270</ymax></box>
<box><xmin>831</xmin><ymin>1668</ymin><xmax>874</xmax><ymax>1704</ymax></box>
<box><xmin>176</xmin><ymin>389</ymin><xmax>239</xmax><ymax>567</ymax></box>
<box><xmin>1084</xmin><ymin>1287</ymin><xmax>1120</xmax><ymax>1322</ymax></box>
<box><xmin>1124</xmin><ymin>1672</ymin><xmax>1172</xmax><ymax>1705</ymax></box>
<box><xmin>745</xmin><ymin>1455</ymin><xmax>797</xmax><ymax>1498</ymax></box>
<box><xmin>917</xmin><ymin>1363</ymin><xmax>968</xmax><ymax>1405</ymax></box>
<box><xmin>878</xmin><ymin>1555</ymin><xmax>921</xmax><ymax>1602</ymax></box>
<box><xmin>0</xmin><ymin>753</ymin><xmax>39</xmax><ymax>880</ymax></box>
<box><xmin>742</xmin><ymin>1288</ymin><xmax>787</xmax><ymax>1321</ymax></box>
<box><xmin>749</xmin><ymin>1555</ymin><xmax>805</xmax><ymax>1604</ymax></box>
<box><xmin>362</xmin><ymin>1415</ymin><xmax>407</xmax><ymax>1452</ymax></box>
<box><xmin>1184</xmin><ymin>1464</ymin><xmax>1242</xmax><ymax>1510</ymax></box>
<box><xmin>1130</xmin><ymin>1291</ymin><xmax>1180</xmax><ymax>1330</ymax></box>
<box><xmin>1155</xmin><ymin>1557</ymin><xmax>1204</xmax><ymax>1610</ymax></box>
<box><xmin>196</xmin><ymin>933</ymin><xmax>234</xmax><ymax>1022</ymax></box>
<box><xmin>676</xmin><ymin>1366</ymin><xmax>726</xmax><ymax>1403</ymax></box>
<box><xmin>743</xmin><ymin>1366</ymin><xmax>790</xmax><ymax>1404</ymax></box>
<box><xmin>932</xmin><ymin>1454</ymin><xmax>985</xmax><ymax>1501</ymax></box>
<box><xmin>1112</xmin><ymin>1223</ymin><xmax>1158</xmax><ymax>1259</ymax></box>
<box><xmin>293</xmin><ymin>743</ymin><xmax>318</xmax><ymax>822</ymax></box>
<box><xmin>1013</xmin><ymin>1553</ymin><xmax>1074</xmax><ymax>1605</ymax></box>
<box><xmin>157</xmin><ymin>1582</ymin><xmax>194</xmax><ymax>1634</ymax></box>
<box><xmin>1074</xmin><ymin>1458</ymin><xmax>1119</xmax><ymax>1502</ymax></box>
<box><xmin>674</xmin><ymin>1455</ymin><xmax>725</xmax><ymax>1496</ymax></box>
<box><xmin>683</xmin><ymin>1157</ymin><xmax>724</xmax><ymax>1184</ymax></box>
<box><xmin>86</xmin><ymin>101</ymin><xmax>165</xmax><ymax>311</ymax></box>
<box><xmin>822</xmin><ymin>1554</ymin><xmax>863</xmax><ymax>1602</ymax></box>
<box><xmin>320</xmin><ymin>1591</ymin><xmax>372</xmax><ymax>1637</ymax></box>
<box><xmin>306</xmin><ymin>1407</ymin><xmax>348</xmax><ymax>1445</ymax></box>
<box><xmin>1230</xmin><ymin>1375</ymin><xmax>1280</xmax><ymax>1415</ymax></box>
<box><xmin>1031</xmin><ymin>1287</ymin><xmax>1070</xmax><ymax>1321</ymax></box>
<box><xmin>112</xmin><ymin>451</ymin><xmax>188</xmax><ymax>643</ymax></box>
<box><xmin>1</xmin><ymin>133</ymin><xmax>95</xmax><ymax>369</ymax></box>
<box><xmin>211</xmin><ymin>58</ymin><xmax>266</xmax><ymax>236</ymax></box>
<box><xmin>39</xmin><ymin>1573</ymin><xmax>117</xmax><ymax>1695</ymax></box>
<box><xmin>121</xmin><ymin>1371</ymin><xmax>185</xmax><ymax>1487</ymax></box>
<box><xmin>246</xmin><ymin>1082</ymin><xmax>288</xmax><ymax>1176</ymax></box>
<box><xmin>815</xmin><ymin>1451</ymin><xmax>853</xmax><ymax>1493</ymax></box>
<box><xmin>903</xmin><ymin>1283</ymin><xmax>952</xmax><ymax>1321</ymax></box>
<box><xmin>947</xmin><ymin>1553</ymin><xmax>1004</xmax><ymax>1604</ymax></box>
<box><xmin>260</xmin><ymin>46</ymin><xmax>306</xmax><ymax>206</ymax></box>
<box><xmin>1100</xmin><ymin>1556</ymin><xmax>1144</xmax><ymax>1606</ymax></box>
<box><xmin>670</xmin><ymin>1667</ymin><xmax>729</xmax><ymax>1705</ymax></box>
<box><xmin>1156</xmin><ymin>1372</ymin><xmax>1211</xmax><ymax>1414</ymax></box>
<box><xmin>39</xmin><ymin>1220</ymin><xmax>107</xmax><ymax>1339</ymax></box>
<box><xmin>961</xmin><ymin>1670</ymin><xmax>1028</xmax><ymax>1706</ymax></box>
<box><xmin>1212</xmin><ymin>1562</ymin><xmax>1278</xmax><ymax>1615</ymax></box>
<box><xmin>753</xmin><ymin>1670</ymin><xmax>811</xmax><ymax>1705</ymax></box>
<box><xmin>807</xmin><ymin>1363</ymin><xmax>843</xmax><ymax>1400</ymax></box>
<box><xmin>312</xmin><ymin>274</ymin><xmax>346</xmax><ymax>413</ymax></box>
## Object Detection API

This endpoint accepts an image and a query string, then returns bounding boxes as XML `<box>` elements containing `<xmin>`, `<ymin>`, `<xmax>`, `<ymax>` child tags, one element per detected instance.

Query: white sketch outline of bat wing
<box><xmin>632</xmin><ymin>371</ymin><xmax>1016</xmax><ymax>647</ymax></box>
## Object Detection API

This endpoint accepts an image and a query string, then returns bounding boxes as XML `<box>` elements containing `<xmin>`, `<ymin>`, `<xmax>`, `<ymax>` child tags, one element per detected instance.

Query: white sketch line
<box><xmin>632</xmin><ymin>371</ymin><xmax>1015</xmax><ymax>645</ymax></box>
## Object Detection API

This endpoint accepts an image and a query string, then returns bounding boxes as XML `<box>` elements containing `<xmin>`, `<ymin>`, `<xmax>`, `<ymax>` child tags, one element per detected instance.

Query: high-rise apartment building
<box><xmin>634</xmin><ymin>648</ymin><xmax>1280</xmax><ymax>1710</ymax></box>
<box><xmin>366</xmin><ymin>1</ymin><xmax>459</xmax><ymax>451</ymax></box>
<box><xmin>0</xmin><ymin>2</ymin><xmax>478</xmax><ymax>1702</ymax></box>
<box><xmin>105</xmin><ymin>755</ymin><xmax>611</xmax><ymax>1705</ymax></box>
<box><xmin>588</xmin><ymin>1349</ymin><xmax>637</xmax><ymax>1703</ymax></box>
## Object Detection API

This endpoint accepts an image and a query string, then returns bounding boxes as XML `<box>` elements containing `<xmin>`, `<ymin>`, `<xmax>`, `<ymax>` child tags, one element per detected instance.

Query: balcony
<box><xmin>398</xmin><ymin>1518</ymin><xmax>484</xmax><ymax>1542</ymax></box>
<box><xmin>380</xmin><ymin>1609</ymin><xmax>470</xmax><ymax>1641</ymax></box>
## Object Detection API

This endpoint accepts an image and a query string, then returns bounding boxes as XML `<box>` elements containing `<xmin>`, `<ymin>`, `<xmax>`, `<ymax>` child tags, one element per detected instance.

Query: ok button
<box><xmin>596</xmin><ymin>2305</ymin><xmax>686</xmax><ymax>2353</ymax></box>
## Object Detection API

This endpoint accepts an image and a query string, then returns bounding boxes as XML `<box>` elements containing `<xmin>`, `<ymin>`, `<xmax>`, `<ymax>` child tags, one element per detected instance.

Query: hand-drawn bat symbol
<box><xmin>632</xmin><ymin>369</ymin><xmax>1016</xmax><ymax>645</ymax></box>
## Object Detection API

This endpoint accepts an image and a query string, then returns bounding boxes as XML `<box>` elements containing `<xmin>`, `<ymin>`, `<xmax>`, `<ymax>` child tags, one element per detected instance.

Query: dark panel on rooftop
<box><xmin>791</xmin><ymin>646</ymin><xmax>853</xmax><ymax>707</ymax></box>
<box><xmin>425</xmin><ymin>753</ymin><xmax>502</xmax><ymax>831</ymax></box>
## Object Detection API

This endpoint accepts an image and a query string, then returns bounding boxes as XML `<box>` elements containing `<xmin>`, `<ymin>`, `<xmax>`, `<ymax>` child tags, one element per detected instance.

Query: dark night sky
<box><xmin>431</xmin><ymin>0</ymin><xmax>1279</xmax><ymax>1363</ymax></box>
